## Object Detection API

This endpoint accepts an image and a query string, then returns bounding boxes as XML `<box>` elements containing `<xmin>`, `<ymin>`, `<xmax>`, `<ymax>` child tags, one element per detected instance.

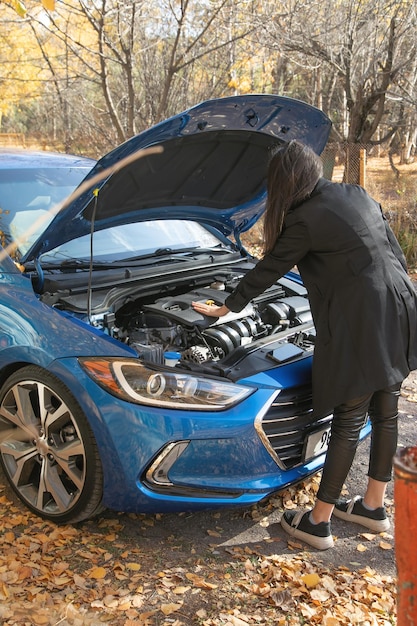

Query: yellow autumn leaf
<box><xmin>31</xmin><ymin>615</ymin><xmax>50</xmax><ymax>625</ymax></box>
<box><xmin>196</xmin><ymin>608</ymin><xmax>207</xmax><ymax>619</ymax></box>
<box><xmin>227</xmin><ymin>616</ymin><xmax>251</xmax><ymax>626</ymax></box>
<box><xmin>310</xmin><ymin>588</ymin><xmax>330</xmax><ymax>601</ymax></box>
<box><xmin>118</xmin><ymin>600</ymin><xmax>132</xmax><ymax>610</ymax></box>
<box><xmin>173</xmin><ymin>585</ymin><xmax>190</xmax><ymax>594</ymax></box>
<box><xmin>89</xmin><ymin>566</ymin><xmax>107</xmax><ymax>579</ymax></box>
<box><xmin>12</xmin><ymin>0</ymin><xmax>26</xmax><ymax>17</ymax></box>
<box><xmin>361</xmin><ymin>532</ymin><xmax>376</xmax><ymax>541</ymax></box>
<box><xmin>323</xmin><ymin>618</ymin><xmax>342</xmax><ymax>626</ymax></box>
<box><xmin>356</xmin><ymin>543</ymin><xmax>367</xmax><ymax>552</ymax></box>
<box><xmin>126</xmin><ymin>562</ymin><xmax>141</xmax><ymax>571</ymax></box>
<box><xmin>53</xmin><ymin>575</ymin><xmax>73</xmax><ymax>586</ymax></box>
<box><xmin>301</xmin><ymin>573</ymin><xmax>320</xmax><ymax>588</ymax></box>
<box><xmin>53</xmin><ymin>561</ymin><xmax>70</xmax><ymax>573</ymax></box>
<box><xmin>17</xmin><ymin>566</ymin><xmax>32</xmax><ymax>580</ymax></box>
<box><xmin>103</xmin><ymin>596</ymin><xmax>119</xmax><ymax>608</ymax></box>
<box><xmin>186</xmin><ymin>572</ymin><xmax>218</xmax><ymax>589</ymax></box>
<box><xmin>379</xmin><ymin>541</ymin><xmax>393</xmax><ymax>550</ymax></box>
<box><xmin>41</xmin><ymin>0</ymin><xmax>55</xmax><ymax>10</ymax></box>
<box><xmin>73</xmin><ymin>574</ymin><xmax>87</xmax><ymax>588</ymax></box>
<box><xmin>10</xmin><ymin>514</ymin><xmax>27</xmax><ymax>526</ymax></box>
<box><xmin>160</xmin><ymin>602</ymin><xmax>182</xmax><ymax>615</ymax></box>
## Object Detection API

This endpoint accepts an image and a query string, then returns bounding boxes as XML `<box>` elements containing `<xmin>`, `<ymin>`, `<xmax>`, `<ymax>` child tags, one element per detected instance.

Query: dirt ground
<box><xmin>1</xmin><ymin>373</ymin><xmax>415</xmax><ymax>625</ymax></box>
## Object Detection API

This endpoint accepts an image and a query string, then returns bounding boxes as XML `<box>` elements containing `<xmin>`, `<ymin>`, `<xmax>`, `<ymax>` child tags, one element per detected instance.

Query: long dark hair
<box><xmin>263</xmin><ymin>140</ymin><xmax>323</xmax><ymax>254</ymax></box>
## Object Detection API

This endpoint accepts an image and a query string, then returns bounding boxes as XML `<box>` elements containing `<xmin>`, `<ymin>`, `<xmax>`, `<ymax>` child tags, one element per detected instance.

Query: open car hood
<box><xmin>22</xmin><ymin>95</ymin><xmax>331</xmax><ymax>262</ymax></box>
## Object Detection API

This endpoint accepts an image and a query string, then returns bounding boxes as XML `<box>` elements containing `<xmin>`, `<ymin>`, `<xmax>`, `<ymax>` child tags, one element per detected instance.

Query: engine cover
<box><xmin>124</xmin><ymin>285</ymin><xmax>313</xmax><ymax>364</ymax></box>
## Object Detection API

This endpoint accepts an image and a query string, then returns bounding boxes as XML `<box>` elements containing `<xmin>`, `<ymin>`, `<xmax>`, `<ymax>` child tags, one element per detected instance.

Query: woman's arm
<box><xmin>225</xmin><ymin>220</ymin><xmax>310</xmax><ymax>312</ymax></box>
<box><xmin>192</xmin><ymin>218</ymin><xmax>310</xmax><ymax>318</ymax></box>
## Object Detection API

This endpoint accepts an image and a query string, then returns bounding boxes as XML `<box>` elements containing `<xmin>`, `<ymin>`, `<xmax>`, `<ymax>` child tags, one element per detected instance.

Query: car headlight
<box><xmin>79</xmin><ymin>358</ymin><xmax>254</xmax><ymax>410</ymax></box>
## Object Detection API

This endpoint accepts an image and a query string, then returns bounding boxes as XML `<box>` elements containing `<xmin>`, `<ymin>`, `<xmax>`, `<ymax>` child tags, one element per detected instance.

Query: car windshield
<box><xmin>0</xmin><ymin>164</ymin><xmax>229</xmax><ymax>265</ymax></box>
<box><xmin>0</xmin><ymin>166</ymin><xmax>91</xmax><ymax>257</ymax></box>
<box><xmin>39</xmin><ymin>219</ymin><xmax>226</xmax><ymax>264</ymax></box>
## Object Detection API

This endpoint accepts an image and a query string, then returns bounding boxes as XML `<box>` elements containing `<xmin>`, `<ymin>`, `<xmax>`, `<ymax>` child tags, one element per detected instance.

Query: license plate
<box><xmin>303</xmin><ymin>426</ymin><xmax>331</xmax><ymax>461</ymax></box>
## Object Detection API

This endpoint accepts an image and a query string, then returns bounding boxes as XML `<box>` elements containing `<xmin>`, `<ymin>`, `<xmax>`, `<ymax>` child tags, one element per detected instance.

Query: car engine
<box><xmin>41</xmin><ymin>265</ymin><xmax>315</xmax><ymax>371</ymax></box>
<box><xmin>106</xmin><ymin>276</ymin><xmax>314</xmax><ymax>367</ymax></box>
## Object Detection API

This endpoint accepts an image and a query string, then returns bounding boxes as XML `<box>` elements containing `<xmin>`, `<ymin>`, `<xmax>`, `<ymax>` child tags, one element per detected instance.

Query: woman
<box><xmin>192</xmin><ymin>140</ymin><xmax>417</xmax><ymax>550</ymax></box>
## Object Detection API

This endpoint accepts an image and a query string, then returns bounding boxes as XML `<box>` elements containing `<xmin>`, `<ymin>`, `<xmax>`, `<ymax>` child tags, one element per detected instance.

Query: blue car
<box><xmin>0</xmin><ymin>95</ymin><xmax>370</xmax><ymax>524</ymax></box>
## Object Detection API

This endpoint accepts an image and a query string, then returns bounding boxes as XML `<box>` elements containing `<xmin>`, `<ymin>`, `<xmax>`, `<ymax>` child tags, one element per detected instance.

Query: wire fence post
<box><xmin>359</xmin><ymin>148</ymin><xmax>367</xmax><ymax>187</ymax></box>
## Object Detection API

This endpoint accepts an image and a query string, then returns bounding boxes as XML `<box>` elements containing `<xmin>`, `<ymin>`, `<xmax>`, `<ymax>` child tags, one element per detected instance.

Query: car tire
<box><xmin>0</xmin><ymin>365</ymin><xmax>104</xmax><ymax>524</ymax></box>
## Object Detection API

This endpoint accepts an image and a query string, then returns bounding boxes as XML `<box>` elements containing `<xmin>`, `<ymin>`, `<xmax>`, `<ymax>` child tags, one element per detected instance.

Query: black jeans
<box><xmin>317</xmin><ymin>383</ymin><xmax>401</xmax><ymax>504</ymax></box>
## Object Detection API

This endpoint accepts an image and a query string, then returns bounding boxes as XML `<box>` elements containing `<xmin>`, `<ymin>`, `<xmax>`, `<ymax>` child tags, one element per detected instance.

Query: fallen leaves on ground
<box><xmin>0</xmin><ymin>476</ymin><xmax>397</xmax><ymax>626</ymax></box>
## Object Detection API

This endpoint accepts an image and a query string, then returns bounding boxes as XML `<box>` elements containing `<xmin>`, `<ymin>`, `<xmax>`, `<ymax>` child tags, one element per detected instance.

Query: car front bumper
<box><xmin>52</xmin><ymin>357</ymin><xmax>370</xmax><ymax>513</ymax></box>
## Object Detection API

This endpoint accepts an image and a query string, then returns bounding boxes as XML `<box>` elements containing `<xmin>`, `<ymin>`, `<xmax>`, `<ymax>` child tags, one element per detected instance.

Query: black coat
<box><xmin>225</xmin><ymin>178</ymin><xmax>417</xmax><ymax>416</ymax></box>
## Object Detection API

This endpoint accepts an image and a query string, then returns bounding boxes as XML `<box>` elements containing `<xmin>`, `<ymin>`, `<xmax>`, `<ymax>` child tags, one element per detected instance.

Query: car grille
<box><xmin>260</xmin><ymin>385</ymin><xmax>332</xmax><ymax>469</ymax></box>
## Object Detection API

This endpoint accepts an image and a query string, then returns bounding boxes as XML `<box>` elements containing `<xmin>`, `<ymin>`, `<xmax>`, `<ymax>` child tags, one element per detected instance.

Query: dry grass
<box><xmin>365</xmin><ymin>157</ymin><xmax>417</xmax><ymax>268</ymax></box>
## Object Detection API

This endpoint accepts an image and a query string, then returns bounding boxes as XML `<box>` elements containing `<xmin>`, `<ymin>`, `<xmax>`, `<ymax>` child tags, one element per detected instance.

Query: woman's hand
<box><xmin>191</xmin><ymin>301</ymin><xmax>230</xmax><ymax>318</ymax></box>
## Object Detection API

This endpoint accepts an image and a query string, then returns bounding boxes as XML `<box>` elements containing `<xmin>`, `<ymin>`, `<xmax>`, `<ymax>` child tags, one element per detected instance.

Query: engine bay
<box><xmin>39</xmin><ymin>262</ymin><xmax>315</xmax><ymax>376</ymax></box>
<box><xmin>122</xmin><ymin>282</ymin><xmax>313</xmax><ymax>365</ymax></box>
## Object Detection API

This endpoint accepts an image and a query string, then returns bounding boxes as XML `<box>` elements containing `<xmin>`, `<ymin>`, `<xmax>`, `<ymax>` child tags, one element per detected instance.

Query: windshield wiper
<box><xmin>123</xmin><ymin>245</ymin><xmax>234</xmax><ymax>262</ymax></box>
<box><xmin>27</xmin><ymin>245</ymin><xmax>236</xmax><ymax>272</ymax></box>
<box><xmin>24</xmin><ymin>258</ymin><xmax>114</xmax><ymax>271</ymax></box>
<box><xmin>60</xmin><ymin>259</ymin><xmax>114</xmax><ymax>270</ymax></box>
